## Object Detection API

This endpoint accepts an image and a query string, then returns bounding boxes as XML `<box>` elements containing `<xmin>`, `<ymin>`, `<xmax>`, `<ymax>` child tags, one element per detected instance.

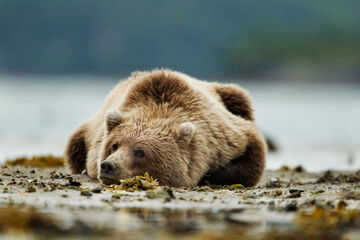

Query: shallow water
<box><xmin>0</xmin><ymin>74</ymin><xmax>359</xmax><ymax>171</ymax></box>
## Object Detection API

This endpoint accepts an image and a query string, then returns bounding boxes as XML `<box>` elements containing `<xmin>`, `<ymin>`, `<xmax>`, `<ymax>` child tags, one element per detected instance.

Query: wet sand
<box><xmin>1</xmin><ymin>164</ymin><xmax>360</xmax><ymax>239</ymax></box>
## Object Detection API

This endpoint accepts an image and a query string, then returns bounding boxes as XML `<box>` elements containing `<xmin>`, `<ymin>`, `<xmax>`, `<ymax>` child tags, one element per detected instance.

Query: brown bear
<box><xmin>65</xmin><ymin>69</ymin><xmax>266</xmax><ymax>187</ymax></box>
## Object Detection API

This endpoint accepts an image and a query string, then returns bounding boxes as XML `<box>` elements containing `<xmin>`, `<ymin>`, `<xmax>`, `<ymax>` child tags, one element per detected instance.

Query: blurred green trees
<box><xmin>224</xmin><ymin>29</ymin><xmax>360</xmax><ymax>76</ymax></box>
<box><xmin>0</xmin><ymin>0</ymin><xmax>359</xmax><ymax>78</ymax></box>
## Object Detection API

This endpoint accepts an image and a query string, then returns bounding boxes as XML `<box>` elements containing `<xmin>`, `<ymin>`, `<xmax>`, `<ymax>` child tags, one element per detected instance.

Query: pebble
<box><xmin>68</xmin><ymin>179</ymin><xmax>81</xmax><ymax>186</ymax></box>
<box><xmin>26</xmin><ymin>185</ymin><xmax>36</xmax><ymax>193</ymax></box>
<box><xmin>284</xmin><ymin>200</ymin><xmax>297</xmax><ymax>211</ymax></box>
<box><xmin>80</xmin><ymin>189</ymin><xmax>93</xmax><ymax>197</ymax></box>
<box><xmin>91</xmin><ymin>187</ymin><xmax>102</xmax><ymax>193</ymax></box>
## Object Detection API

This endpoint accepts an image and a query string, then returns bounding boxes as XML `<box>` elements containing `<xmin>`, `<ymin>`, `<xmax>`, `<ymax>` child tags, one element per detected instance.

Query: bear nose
<box><xmin>100</xmin><ymin>160</ymin><xmax>116</xmax><ymax>174</ymax></box>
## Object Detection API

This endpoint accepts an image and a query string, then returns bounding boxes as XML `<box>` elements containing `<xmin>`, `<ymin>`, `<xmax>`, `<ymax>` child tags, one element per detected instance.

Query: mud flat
<box><xmin>1</xmin><ymin>160</ymin><xmax>360</xmax><ymax>239</ymax></box>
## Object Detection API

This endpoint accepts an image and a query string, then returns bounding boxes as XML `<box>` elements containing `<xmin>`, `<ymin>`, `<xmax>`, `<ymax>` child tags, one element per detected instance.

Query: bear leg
<box><xmin>199</xmin><ymin>133</ymin><xmax>266</xmax><ymax>187</ymax></box>
<box><xmin>213</xmin><ymin>83</ymin><xmax>254</xmax><ymax>121</ymax></box>
<box><xmin>64</xmin><ymin>125</ymin><xmax>88</xmax><ymax>174</ymax></box>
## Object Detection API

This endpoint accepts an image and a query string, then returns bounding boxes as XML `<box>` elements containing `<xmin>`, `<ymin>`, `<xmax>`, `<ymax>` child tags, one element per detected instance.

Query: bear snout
<box><xmin>99</xmin><ymin>160</ymin><xmax>121</xmax><ymax>185</ymax></box>
<box><xmin>100</xmin><ymin>160</ymin><xmax>116</xmax><ymax>174</ymax></box>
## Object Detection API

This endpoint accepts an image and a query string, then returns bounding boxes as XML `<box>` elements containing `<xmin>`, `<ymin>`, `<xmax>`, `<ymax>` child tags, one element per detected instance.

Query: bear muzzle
<box><xmin>99</xmin><ymin>160</ymin><xmax>121</xmax><ymax>185</ymax></box>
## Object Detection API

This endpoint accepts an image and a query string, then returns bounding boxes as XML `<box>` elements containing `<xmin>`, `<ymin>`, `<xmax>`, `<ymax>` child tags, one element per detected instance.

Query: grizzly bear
<box><xmin>65</xmin><ymin>69</ymin><xmax>266</xmax><ymax>187</ymax></box>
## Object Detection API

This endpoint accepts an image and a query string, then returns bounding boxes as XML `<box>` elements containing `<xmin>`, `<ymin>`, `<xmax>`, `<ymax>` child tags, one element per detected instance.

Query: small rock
<box><xmin>337</xmin><ymin>200</ymin><xmax>348</xmax><ymax>210</ymax></box>
<box><xmin>146</xmin><ymin>187</ymin><xmax>173</xmax><ymax>200</ymax></box>
<box><xmin>80</xmin><ymin>189</ymin><xmax>93</xmax><ymax>197</ymax></box>
<box><xmin>287</xmin><ymin>189</ymin><xmax>303</xmax><ymax>198</ymax></box>
<box><xmin>112</xmin><ymin>193</ymin><xmax>123</xmax><ymax>199</ymax></box>
<box><xmin>284</xmin><ymin>200</ymin><xmax>297</xmax><ymax>211</ymax></box>
<box><xmin>289</xmin><ymin>189</ymin><xmax>304</xmax><ymax>193</ymax></box>
<box><xmin>26</xmin><ymin>185</ymin><xmax>36</xmax><ymax>193</ymax></box>
<box><xmin>90</xmin><ymin>187</ymin><xmax>102</xmax><ymax>193</ymax></box>
<box><xmin>68</xmin><ymin>179</ymin><xmax>81</xmax><ymax>186</ymax></box>
<box><xmin>30</xmin><ymin>169</ymin><xmax>35</xmax><ymax>174</ymax></box>
<box><xmin>293</xmin><ymin>165</ymin><xmax>305</xmax><ymax>172</ymax></box>
<box><xmin>266</xmin><ymin>177</ymin><xmax>281</xmax><ymax>188</ymax></box>
<box><xmin>7</xmin><ymin>179</ymin><xmax>16</xmax><ymax>185</ymax></box>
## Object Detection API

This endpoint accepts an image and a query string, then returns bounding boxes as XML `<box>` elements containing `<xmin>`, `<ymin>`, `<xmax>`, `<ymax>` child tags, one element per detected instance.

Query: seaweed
<box><xmin>265</xmin><ymin>208</ymin><xmax>360</xmax><ymax>239</ymax></box>
<box><xmin>294</xmin><ymin>208</ymin><xmax>360</xmax><ymax>239</ymax></box>
<box><xmin>226</xmin><ymin>184</ymin><xmax>245</xmax><ymax>190</ymax></box>
<box><xmin>5</xmin><ymin>155</ymin><xmax>64</xmax><ymax>168</ymax></box>
<box><xmin>278</xmin><ymin>165</ymin><xmax>290</xmax><ymax>171</ymax></box>
<box><xmin>317</xmin><ymin>170</ymin><xmax>360</xmax><ymax>183</ymax></box>
<box><xmin>112</xmin><ymin>172</ymin><xmax>159</xmax><ymax>191</ymax></box>
<box><xmin>0</xmin><ymin>207</ymin><xmax>58</xmax><ymax>233</ymax></box>
<box><xmin>273</xmin><ymin>189</ymin><xmax>282</xmax><ymax>197</ymax></box>
<box><xmin>336</xmin><ymin>200</ymin><xmax>348</xmax><ymax>210</ymax></box>
<box><xmin>343</xmin><ymin>190</ymin><xmax>360</xmax><ymax>200</ymax></box>
<box><xmin>0</xmin><ymin>207</ymin><xmax>114</xmax><ymax>237</ymax></box>
<box><xmin>208</xmin><ymin>184</ymin><xmax>245</xmax><ymax>190</ymax></box>
<box><xmin>194</xmin><ymin>186</ymin><xmax>211</xmax><ymax>192</ymax></box>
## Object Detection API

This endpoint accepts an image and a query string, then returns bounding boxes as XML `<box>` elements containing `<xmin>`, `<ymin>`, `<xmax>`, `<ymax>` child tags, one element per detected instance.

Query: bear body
<box><xmin>65</xmin><ymin>69</ymin><xmax>266</xmax><ymax>187</ymax></box>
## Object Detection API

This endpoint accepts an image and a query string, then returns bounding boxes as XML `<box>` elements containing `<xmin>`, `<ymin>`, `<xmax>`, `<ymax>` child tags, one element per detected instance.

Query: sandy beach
<box><xmin>1</xmin><ymin>160</ymin><xmax>360</xmax><ymax>239</ymax></box>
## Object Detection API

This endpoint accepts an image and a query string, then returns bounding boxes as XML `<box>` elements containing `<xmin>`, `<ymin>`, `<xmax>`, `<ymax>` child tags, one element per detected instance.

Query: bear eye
<box><xmin>112</xmin><ymin>143</ymin><xmax>119</xmax><ymax>152</ymax></box>
<box><xmin>134</xmin><ymin>149</ymin><xmax>145</xmax><ymax>158</ymax></box>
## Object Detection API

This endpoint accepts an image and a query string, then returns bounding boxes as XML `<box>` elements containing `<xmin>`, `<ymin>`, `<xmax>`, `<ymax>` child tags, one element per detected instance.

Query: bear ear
<box><xmin>105</xmin><ymin>109</ymin><xmax>123</xmax><ymax>133</ymax></box>
<box><xmin>177</xmin><ymin>122</ymin><xmax>195</xmax><ymax>142</ymax></box>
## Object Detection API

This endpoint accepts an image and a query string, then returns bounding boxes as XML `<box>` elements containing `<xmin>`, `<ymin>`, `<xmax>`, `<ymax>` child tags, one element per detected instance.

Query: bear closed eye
<box><xmin>134</xmin><ymin>149</ymin><xmax>145</xmax><ymax>158</ymax></box>
<box><xmin>65</xmin><ymin>69</ymin><xmax>266</xmax><ymax>187</ymax></box>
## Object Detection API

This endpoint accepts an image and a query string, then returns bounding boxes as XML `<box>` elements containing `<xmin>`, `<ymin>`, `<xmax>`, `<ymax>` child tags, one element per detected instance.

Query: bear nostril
<box><xmin>100</xmin><ymin>160</ymin><xmax>116</xmax><ymax>174</ymax></box>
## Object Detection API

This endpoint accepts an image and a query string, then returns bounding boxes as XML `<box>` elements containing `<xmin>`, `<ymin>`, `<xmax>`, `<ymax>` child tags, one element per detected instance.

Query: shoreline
<box><xmin>1</xmin><ymin>164</ymin><xmax>360</xmax><ymax>239</ymax></box>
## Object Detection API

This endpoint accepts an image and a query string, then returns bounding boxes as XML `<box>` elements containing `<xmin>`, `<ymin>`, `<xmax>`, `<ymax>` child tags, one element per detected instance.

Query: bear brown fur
<box><xmin>65</xmin><ymin>69</ymin><xmax>267</xmax><ymax>187</ymax></box>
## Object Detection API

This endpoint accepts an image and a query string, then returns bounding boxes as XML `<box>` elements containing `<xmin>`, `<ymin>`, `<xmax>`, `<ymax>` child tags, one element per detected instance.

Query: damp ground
<box><xmin>1</xmin><ymin>160</ymin><xmax>360</xmax><ymax>239</ymax></box>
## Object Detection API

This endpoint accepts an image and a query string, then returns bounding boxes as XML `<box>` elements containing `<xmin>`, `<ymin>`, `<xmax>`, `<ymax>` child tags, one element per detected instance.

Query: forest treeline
<box><xmin>0</xmin><ymin>0</ymin><xmax>359</xmax><ymax>78</ymax></box>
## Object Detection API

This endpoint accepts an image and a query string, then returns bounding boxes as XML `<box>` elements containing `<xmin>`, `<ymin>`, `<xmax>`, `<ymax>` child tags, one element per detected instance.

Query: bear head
<box><xmin>98</xmin><ymin>109</ymin><xmax>196</xmax><ymax>187</ymax></box>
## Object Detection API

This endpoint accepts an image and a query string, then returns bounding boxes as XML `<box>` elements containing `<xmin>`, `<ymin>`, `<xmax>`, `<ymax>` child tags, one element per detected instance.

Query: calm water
<box><xmin>0</xmin><ymin>75</ymin><xmax>359</xmax><ymax>171</ymax></box>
